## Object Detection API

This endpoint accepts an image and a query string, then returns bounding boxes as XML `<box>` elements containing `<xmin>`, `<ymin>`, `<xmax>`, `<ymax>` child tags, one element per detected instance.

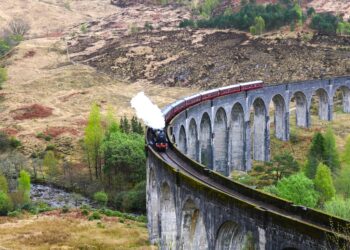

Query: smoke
<box><xmin>131</xmin><ymin>92</ymin><xmax>165</xmax><ymax>129</ymax></box>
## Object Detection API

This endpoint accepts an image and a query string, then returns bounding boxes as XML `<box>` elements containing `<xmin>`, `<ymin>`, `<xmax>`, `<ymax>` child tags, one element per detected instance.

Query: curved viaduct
<box><xmin>146</xmin><ymin>76</ymin><xmax>350</xmax><ymax>250</ymax></box>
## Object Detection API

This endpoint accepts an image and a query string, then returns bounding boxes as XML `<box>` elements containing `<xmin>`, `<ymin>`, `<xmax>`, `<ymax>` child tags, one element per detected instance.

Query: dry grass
<box><xmin>0</xmin><ymin>210</ymin><xmax>156</xmax><ymax>250</ymax></box>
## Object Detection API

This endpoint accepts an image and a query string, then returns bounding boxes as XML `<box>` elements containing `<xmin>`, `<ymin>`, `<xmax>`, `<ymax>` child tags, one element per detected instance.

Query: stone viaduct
<box><xmin>146</xmin><ymin>76</ymin><xmax>350</xmax><ymax>250</ymax></box>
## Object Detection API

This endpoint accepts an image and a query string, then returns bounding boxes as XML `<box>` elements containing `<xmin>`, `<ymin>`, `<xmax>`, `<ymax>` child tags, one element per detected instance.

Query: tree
<box><xmin>120</xmin><ymin>115</ymin><xmax>130</xmax><ymax>134</ymax></box>
<box><xmin>272</xmin><ymin>152</ymin><xmax>299</xmax><ymax>181</ymax></box>
<box><xmin>0</xmin><ymin>175</ymin><xmax>8</xmax><ymax>194</ymax></box>
<box><xmin>311</xmin><ymin>13</ymin><xmax>339</xmax><ymax>35</ymax></box>
<box><xmin>8</xmin><ymin>18</ymin><xmax>30</xmax><ymax>36</ymax></box>
<box><xmin>305</xmin><ymin>132</ymin><xmax>326</xmax><ymax>179</ymax></box>
<box><xmin>323</xmin><ymin>126</ymin><xmax>340</xmax><ymax>174</ymax></box>
<box><xmin>85</xmin><ymin>103</ymin><xmax>104</xmax><ymax>180</ymax></box>
<box><xmin>250</xmin><ymin>16</ymin><xmax>265</xmax><ymax>35</ymax></box>
<box><xmin>102</xmin><ymin>130</ymin><xmax>145</xmax><ymax>190</ymax></box>
<box><xmin>307</xmin><ymin>7</ymin><xmax>315</xmax><ymax>17</ymax></box>
<box><xmin>274</xmin><ymin>173</ymin><xmax>319</xmax><ymax>208</ymax></box>
<box><xmin>93</xmin><ymin>191</ymin><xmax>108</xmax><ymax>207</ymax></box>
<box><xmin>0</xmin><ymin>191</ymin><xmax>12</xmax><ymax>215</ymax></box>
<box><xmin>43</xmin><ymin>151</ymin><xmax>59</xmax><ymax>179</ymax></box>
<box><xmin>343</xmin><ymin>135</ymin><xmax>350</xmax><ymax>165</ymax></box>
<box><xmin>18</xmin><ymin>170</ymin><xmax>31</xmax><ymax>206</ymax></box>
<box><xmin>314</xmin><ymin>163</ymin><xmax>335</xmax><ymax>204</ymax></box>
<box><xmin>334</xmin><ymin>164</ymin><xmax>350</xmax><ymax>198</ymax></box>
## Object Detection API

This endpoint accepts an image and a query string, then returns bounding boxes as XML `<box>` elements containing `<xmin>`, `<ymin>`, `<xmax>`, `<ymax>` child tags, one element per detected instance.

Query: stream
<box><xmin>30</xmin><ymin>184</ymin><xmax>93</xmax><ymax>208</ymax></box>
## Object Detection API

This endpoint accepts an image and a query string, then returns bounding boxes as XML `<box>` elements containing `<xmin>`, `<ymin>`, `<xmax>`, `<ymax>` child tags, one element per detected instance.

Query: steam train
<box><xmin>151</xmin><ymin>80</ymin><xmax>264</xmax><ymax>152</ymax></box>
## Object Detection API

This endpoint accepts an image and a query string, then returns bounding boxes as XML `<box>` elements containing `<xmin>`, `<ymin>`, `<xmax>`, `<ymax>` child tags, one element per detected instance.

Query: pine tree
<box><xmin>84</xmin><ymin>103</ymin><xmax>104</xmax><ymax>180</ymax></box>
<box><xmin>314</xmin><ymin>163</ymin><xmax>335</xmax><ymax>205</ymax></box>
<box><xmin>305</xmin><ymin>132</ymin><xmax>326</xmax><ymax>179</ymax></box>
<box><xmin>324</xmin><ymin>126</ymin><xmax>340</xmax><ymax>174</ymax></box>
<box><xmin>131</xmin><ymin>116</ymin><xmax>138</xmax><ymax>133</ymax></box>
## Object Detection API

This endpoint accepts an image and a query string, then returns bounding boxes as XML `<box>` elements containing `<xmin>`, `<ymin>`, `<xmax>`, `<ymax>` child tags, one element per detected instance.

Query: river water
<box><xmin>30</xmin><ymin>184</ymin><xmax>93</xmax><ymax>208</ymax></box>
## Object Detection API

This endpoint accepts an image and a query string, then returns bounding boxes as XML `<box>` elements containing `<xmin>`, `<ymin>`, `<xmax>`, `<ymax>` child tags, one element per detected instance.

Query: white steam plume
<box><xmin>131</xmin><ymin>92</ymin><xmax>165</xmax><ymax>129</ymax></box>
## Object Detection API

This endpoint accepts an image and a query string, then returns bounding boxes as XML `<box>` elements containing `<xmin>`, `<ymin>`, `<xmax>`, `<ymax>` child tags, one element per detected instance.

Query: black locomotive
<box><xmin>150</xmin><ymin>128</ymin><xmax>168</xmax><ymax>152</ymax></box>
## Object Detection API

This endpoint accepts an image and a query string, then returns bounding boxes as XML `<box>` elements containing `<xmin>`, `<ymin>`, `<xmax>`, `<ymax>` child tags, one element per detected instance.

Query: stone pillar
<box><xmin>244</xmin><ymin>120</ymin><xmax>251</xmax><ymax>171</ymax></box>
<box><xmin>285</xmin><ymin>111</ymin><xmax>290</xmax><ymax>141</ymax></box>
<box><xmin>265</xmin><ymin>115</ymin><xmax>271</xmax><ymax>162</ymax></box>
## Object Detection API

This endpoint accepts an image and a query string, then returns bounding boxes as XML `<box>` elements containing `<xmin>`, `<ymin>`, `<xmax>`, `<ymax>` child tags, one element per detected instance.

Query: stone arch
<box><xmin>178</xmin><ymin>125</ymin><xmax>187</xmax><ymax>154</ymax></box>
<box><xmin>180</xmin><ymin>199</ymin><xmax>208</xmax><ymax>250</ymax></box>
<box><xmin>200</xmin><ymin>112</ymin><xmax>213</xmax><ymax>169</ymax></box>
<box><xmin>291</xmin><ymin>91</ymin><xmax>308</xmax><ymax>128</ymax></box>
<box><xmin>215</xmin><ymin>221</ymin><xmax>255</xmax><ymax>250</ymax></box>
<box><xmin>310</xmin><ymin>88</ymin><xmax>330</xmax><ymax>121</ymax></box>
<box><xmin>251</xmin><ymin>98</ymin><xmax>268</xmax><ymax>161</ymax></box>
<box><xmin>160</xmin><ymin>182</ymin><xmax>177</xmax><ymax>249</ymax></box>
<box><xmin>188</xmin><ymin>118</ymin><xmax>199</xmax><ymax>161</ymax></box>
<box><xmin>147</xmin><ymin>167</ymin><xmax>159</xmax><ymax>243</ymax></box>
<box><xmin>230</xmin><ymin>103</ymin><xmax>245</xmax><ymax>172</ymax></box>
<box><xmin>213</xmin><ymin>108</ymin><xmax>228</xmax><ymax>175</ymax></box>
<box><xmin>334</xmin><ymin>86</ymin><xmax>350</xmax><ymax>113</ymax></box>
<box><xmin>270</xmin><ymin>94</ymin><xmax>287</xmax><ymax>141</ymax></box>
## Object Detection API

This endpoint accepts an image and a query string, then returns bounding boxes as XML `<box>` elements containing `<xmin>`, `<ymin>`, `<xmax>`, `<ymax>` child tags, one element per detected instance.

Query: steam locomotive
<box><xmin>151</xmin><ymin>80</ymin><xmax>264</xmax><ymax>152</ymax></box>
<box><xmin>149</xmin><ymin>128</ymin><xmax>168</xmax><ymax>152</ymax></box>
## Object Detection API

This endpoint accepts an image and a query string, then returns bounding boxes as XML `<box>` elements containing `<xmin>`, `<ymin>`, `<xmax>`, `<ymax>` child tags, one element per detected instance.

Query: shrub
<box><xmin>0</xmin><ymin>68</ymin><xmax>7</xmax><ymax>89</ymax></box>
<box><xmin>0</xmin><ymin>175</ymin><xmax>8</xmax><ymax>193</ymax></box>
<box><xmin>61</xmin><ymin>206</ymin><xmax>69</xmax><ymax>213</ymax></box>
<box><xmin>9</xmin><ymin>137</ymin><xmax>21</xmax><ymax>148</ymax></box>
<box><xmin>0</xmin><ymin>191</ymin><xmax>13</xmax><ymax>215</ymax></box>
<box><xmin>8</xmin><ymin>210</ymin><xmax>20</xmax><ymax>217</ymax></box>
<box><xmin>324</xmin><ymin>197</ymin><xmax>350</xmax><ymax>220</ymax></box>
<box><xmin>88</xmin><ymin>211</ymin><xmax>101</xmax><ymax>220</ymax></box>
<box><xmin>274</xmin><ymin>173</ymin><xmax>319</xmax><ymax>208</ymax></box>
<box><xmin>81</xmin><ymin>209</ymin><xmax>89</xmax><ymax>216</ymax></box>
<box><xmin>311</xmin><ymin>13</ymin><xmax>339</xmax><ymax>35</ymax></box>
<box><xmin>93</xmin><ymin>191</ymin><xmax>108</xmax><ymax>207</ymax></box>
<box><xmin>8</xmin><ymin>18</ymin><xmax>31</xmax><ymax>36</ymax></box>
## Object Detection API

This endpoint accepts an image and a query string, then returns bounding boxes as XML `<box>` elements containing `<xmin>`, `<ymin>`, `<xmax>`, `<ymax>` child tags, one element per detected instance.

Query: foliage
<box><xmin>85</xmin><ymin>103</ymin><xmax>104</xmax><ymax>180</ymax></box>
<box><xmin>88</xmin><ymin>211</ymin><xmax>101</xmax><ymax>220</ymax></box>
<box><xmin>337</xmin><ymin>21</ymin><xmax>350</xmax><ymax>36</ymax></box>
<box><xmin>93</xmin><ymin>191</ymin><xmax>108</xmax><ymax>207</ymax></box>
<box><xmin>250</xmin><ymin>16</ymin><xmax>265</xmax><ymax>35</ymax></box>
<box><xmin>334</xmin><ymin>163</ymin><xmax>350</xmax><ymax>199</ymax></box>
<box><xmin>200</xmin><ymin>0</ymin><xmax>220</xmax><ymax>18</ymax></box>
<box><xmin>119</xmin><ymin>181</ymin><xmax>146</xmax><ymax>213</ymax></box>
<box><xmin>0</xmin><ymin>191</ymin><xmax>12</xmax><ymax>215</ymax></box>
<box><xmin>0</xmin><ymin>175</ymin><xmax>8</xmax><ymax>193</ymax></box>
<box><xmin>248</xmin><ymin>152</ymin><xmax>299</xmax><ymax>187</ymax></box>
<box><xmin>323</xmin><ymin>126</ymin><xmax>341</xmax><ymax>174</ymax></box>
<box><xmin>0</xmin><ymin>68</ymin><xmax>7</xmax><ymax>89</ymax></box>
<box><xmin>43</xmin><ymin>151</ymin><xmax>59</xmax><ymax>179</ymax></box>
<box><xmin>311</xmin><ymin>13</ymin><xmax>339</xmax><ymax>35</ymax></box>
<box><xmin>305</xmin><ymin>132</ymin><xmax>326</xmax><ymax>179</ymax></box>
<box><xmin>343</xmin><ymin>135</ymin><xmax>350</xmax><ymax>165</ymax></box>
<box><xmin>144</xmin><ymin>21</ymin><xmax>153</xmax><ymax>32</ymax></box>
<box><xmin>0</xmin><ymin>132</ymin><xmax>21</xmax><ymax>151</ymax></box>
<box><xmin>273</xmin><ymin>173</ymin><xmax>319</xmax><ymax>208</ymax></box>
<box><xmin>314</xmin><ymin>163</ymin><xmax>335</xmax><ymax>204</ymax></box>
<box><xmin>324</xmin><ymin>197</ymin><xmax>350</xmax><ymax>220</ymax></box>
<box><xmin>18</xmin><ymin>170</ymin><xmax>31</xmax><ymax>206</ymax></box>
<box><xmin>306</xmin><ymin>7</ymin><xmax>315</xmax><ymax>17</ymax></box>
<box><xmin>180</xmin><ymin>3</ymin><xmax>304</xmax><ymax>32</ymax></box>
<box><xmin>102</xmin><ymin>131</ymin><xmax>145</xmax><ymax>188</ymax></box>
<box><xmin>80</xmin><ymin>23</ymin><xmax>88</xmax><ymax>34</ymax></box>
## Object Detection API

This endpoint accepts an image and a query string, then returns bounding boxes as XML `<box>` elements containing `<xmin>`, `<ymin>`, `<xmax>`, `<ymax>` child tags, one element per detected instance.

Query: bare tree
<box><xmin>8</xmin><ymin>18</ymin><xmax>30</xmax><ymax>36</ymax></box>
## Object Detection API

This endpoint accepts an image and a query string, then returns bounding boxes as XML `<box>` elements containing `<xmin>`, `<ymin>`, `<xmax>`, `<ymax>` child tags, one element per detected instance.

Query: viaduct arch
<box><xmin>147</xmin><ymin>76</ymin><xmax>350</xmax><ymax>250</ymax></box>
